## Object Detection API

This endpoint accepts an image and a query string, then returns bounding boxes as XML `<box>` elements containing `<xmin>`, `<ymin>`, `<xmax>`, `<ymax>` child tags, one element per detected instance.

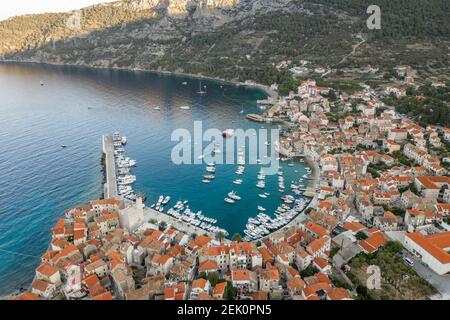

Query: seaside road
<box><xmin>143</xmin><ymin>207</ymin><xmax>221</xmax><ymax>240</ymax></box>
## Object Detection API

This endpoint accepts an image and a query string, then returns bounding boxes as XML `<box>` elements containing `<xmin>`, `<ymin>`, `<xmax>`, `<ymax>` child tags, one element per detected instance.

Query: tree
<box><xmin>159</xmin><ymin>221</ymin><xmax>167</xmax><ymax>231</ymax></box>
<box><xmin>223</xmin><ymin>281</ymin><xmax>238</xmax><ymax>300</ymax></box>
<box><xmin>232</xmin><ymin>233</ymin><xmax>242</xmax><ymax>242</ymax></box>
<box><xmin>300</xmin><ymin>265</ymin><xmax>319</xmax><ymax>278</ymax></box>
<box><xmin>355</xmin><ymin>231</ymin><xmax>368</xmax><ymax>240</ymax></box>
<box><xmin>215</xmin><ymin>231</ymin><xmax>226</xmax><ymax>242</ymax></box>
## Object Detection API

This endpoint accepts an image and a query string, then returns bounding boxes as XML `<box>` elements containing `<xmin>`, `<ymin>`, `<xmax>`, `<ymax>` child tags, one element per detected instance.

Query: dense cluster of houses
<box><xmin>258</xmin><ymin>78</ymin><xmax>450</xmax><ymax>277</ymax></box>
<box><xmin>12</xmin><ymin>75</ymin><xmax>449</xmax><ymax>300</ymax></box>
<box><xmin>13</xmin><ymin>196</ymin><xmax>354</xmax><ymax>301</ymax></box>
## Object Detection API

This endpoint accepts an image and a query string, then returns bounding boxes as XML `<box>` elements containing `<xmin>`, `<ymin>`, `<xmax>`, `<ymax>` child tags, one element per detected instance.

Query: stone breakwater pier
<box><xmin>102</xmin><ymin>135</ymin><xmax>118</xmax><ymax>199</ymax></box>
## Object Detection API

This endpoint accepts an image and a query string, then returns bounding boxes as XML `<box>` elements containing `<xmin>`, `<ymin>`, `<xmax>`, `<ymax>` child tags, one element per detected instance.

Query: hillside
<box><xmin>0</xmin><ymin>0</ymin><xmax>449</xmax><ymax>85</ymax></box>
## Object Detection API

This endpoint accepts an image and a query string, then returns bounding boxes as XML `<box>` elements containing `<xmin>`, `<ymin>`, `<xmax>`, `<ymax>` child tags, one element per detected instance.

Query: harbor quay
<box><xmin>102</xmin><ymin>135</ymin><xmax>118</xmax><ymax>199</ymax></box>
<box><xmin>143</xmin><ymin>207</ymin><xmax>219</xmax><ymax>240</ymax></box>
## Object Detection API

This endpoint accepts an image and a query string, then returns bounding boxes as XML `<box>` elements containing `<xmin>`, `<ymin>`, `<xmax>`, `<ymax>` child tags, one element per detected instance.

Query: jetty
<box><xmin>246</xmin><ymin>114</ymin><xmax>265</xmax><ymax>122</ymax></box>
<box><xmin>102</xmin><ymin>135</ymin><xmax>118</xmax><ymax>199</ymax></box>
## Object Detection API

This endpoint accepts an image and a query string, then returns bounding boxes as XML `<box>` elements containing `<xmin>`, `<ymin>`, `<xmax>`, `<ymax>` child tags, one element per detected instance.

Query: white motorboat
<box><xmin>224</xmin><ymin>198</ymin><xmax>235</xmax><ymax>204</ymax></box>
<box><xmin>203</xmin><ymin>174</ymin><xmax>215</xmax><ymax>180</ymax></box>
<box><xmin>206</xmin><ymin>166</ymin><xmax>216</xmax><ymax>173</ymax></box>
<box><xmin>256</xmin><ymin>181</ymin><xmax>265</xmax><ymax>189</ymax></box>
<box><xmin>257</xmin><ymin>206</ymin><xmax>266</xmax><ymax>211</ymax></box>
<box><xmin>258</xmin><ymin>194</ymin><xmax>268</xmax><ymax>199</ymax></box>
<box><xmin>228</xmin><ymin>191</ymin><xmax>241</xmax><ymax>201</ymax></box>
<box><xmin>162</xmin><ymin>196</ymin><xmax>171</xmax><ymax>205</ymax></box>
<box><xmin>233</xmin><ymin>179</ymin><xmax>243</xmax><ymax>185</ymax></box>
<box><xmin>121</xmin><ymin>136</ymin><xmax>127</xmax><ymax>145</ymax></box>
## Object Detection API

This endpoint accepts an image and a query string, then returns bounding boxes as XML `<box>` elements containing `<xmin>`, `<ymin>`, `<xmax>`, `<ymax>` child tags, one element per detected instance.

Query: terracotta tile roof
<box><xmin>36</xmin><ymin>263</ymin><xmax>59</xmax><ymax>278</ymax></box>
<box><xmin>327</xmin><ymin>288</ymin><xmax>352</xmax><ymax>300</ymax></box>
<box><xmin>287</xmin><ymin>277</ymin><xmax>305</xmax><ymax>293</ymax></box>
<box><xmin>213</xmin><ymin>282</ymin><xmax>227</xmax><ymax>296</ymax></box>
<box><xmin>32</xmin><ymin>279</ymin><xmax>52</xmax><ymax>292</ymax></box>
<box><xmin>313</xmin><ymin>257</ymin><xmax>330</xmax><ymax>270</ymax></box>
<box><xmin>11</xmin><ymin>292</ymin><xmax>40</xmax><ymax>300</ymax></box>
<box><xmin>192</xmin><ymin>278</ymin><xmax>208</xmax><ymax>290</ymax></box>
<box><xmin>359</xmin><ymin>232</ymin><xmax>386</xmax><ymax>253</ymax></box>
<box><xmin>305</xmin><ymin>221</ymin><xmax>329</xmax><ymax>238</ymax></box>
<box><xmin>343</xmin><ymin>221</ymin><xmax>366</xmax><ymax>233</ymax></box>
<box><xmin>91</xmin><ymin>291</ymin><xmax>113</xmax><ymax>300</ymax></box>
<box><xmin>194</xmin><ymin>235</ymin><xmax>213</xmax><ymax>248</ymax></box>
<box><xmin>251</xmin><ymin>291</ymin><xmax>268</xmax><ymax>300</ymax></box>
<box><xmin>83</xmin><ymin>274</ymin><xmax>100</xmax><ymax>288</ymax></box>
<box><xmin>199</xmin><ymin>260</ymin><xmax>218</xmax><ymax>273</ymax></box>
<box><xmin>307</xmin><ymin>236</ymin><xmax>329</xmax><ymax>253</ymax></box>
<box><xmin>406</xmin><ymin>231</ymin><xmax>450</xmax><ymax>264</ymax></box>
<box><xmin>232</xmin><ymin>269</ymin><xmax>252</xmax><ymax>282</ymax></box>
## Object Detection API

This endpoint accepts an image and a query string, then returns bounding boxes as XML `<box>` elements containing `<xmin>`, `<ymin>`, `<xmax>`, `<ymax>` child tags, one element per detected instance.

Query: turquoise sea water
<box><xmin>0</xmin><ymin>63</ymin><xmax>307</xmax><ymax>296</ymax></box>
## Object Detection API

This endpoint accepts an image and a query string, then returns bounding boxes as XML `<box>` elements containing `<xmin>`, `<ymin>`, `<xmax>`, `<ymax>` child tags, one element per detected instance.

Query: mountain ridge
<box><xmin>0</xmin><ymin>0</ymin><xmax>449</xmax><ymax>86</ymax></box>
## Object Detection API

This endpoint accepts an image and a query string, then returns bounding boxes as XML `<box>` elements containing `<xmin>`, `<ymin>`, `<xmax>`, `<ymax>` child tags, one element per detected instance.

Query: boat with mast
<box><xmin>197</xmin><ymin>80</ymin><xmax>207</xmax><ymax>95</ymax></box>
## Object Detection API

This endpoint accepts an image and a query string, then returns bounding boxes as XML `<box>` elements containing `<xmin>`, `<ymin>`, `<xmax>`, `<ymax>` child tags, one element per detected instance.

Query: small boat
<box><xmin>197</xmin><ymin>81</ymin><xmax>207</xmax><ymax>95</ymax></box>
<box><xmin>257</xmin><ymin>206</ymin><xmax>266</xmax><ymax>212</ymax></box>
<box><xmin>224</xmin><ymin>198</ymin><xmax>235</xmax><ymax>204</ymax></box>
<box><xmin>222</xmin><ymin>129</ymin><xmax>234</xmax><ymax>138</ymax></box>
<box><xmin>202</xmin><ymin>179</ymin><xmax>211</xmax><ymax>184</ymax></box>
<box><xmin>182</xmin><ymin>81</ymin><xmax>188</xmax><ymax>85</ymax></box>
<box><xmin>258</xmin><ymin>194</ymin><xmax>267</xmax><ymax>199</ymax></box>
<box><xmin>288</xmin><ymin>163</ymin><xmax>294</xmax><ymax>167</ymax></box>
<box><xmin>206</xmin><ymin>166</ymin><xmax>216</xmax><ymax>173</ymax></box>
<box><xmin>233</xmin><ymin>179</ymin><xmax>243</xmax><ymax>185</ymax></box>
<box><xmin>162</xmin><ymin>196</ymin><xmax>171</xmax><ymax>205</ymax></box>
<box><xmin>228</xmin><ymin>191</ymin><xmax>241</xmax><ymax>201</ymax></box>
<box><xmin>61</xmin><ymin>145</ymin><xmax>67</xmax><ymax>148</ymax></box>
<box><xmin>40</xmin><ymin>81</ymin><xmax>44</xmax><ymax>86</ymax></box>
<box><xmin>203</xmin><ymin>175</ymin><xmax>215</xmax><ymax>180</ymax></box>
<box><xmin>121</xmin><ymin>136</ymin><xmax>127</xmax><ymax>145</ymax></box>
<box><xmin>153</xmin><ymin>106</ymin><xmax>161</xmax><ymax>110</ymax></box>
<box><xmin>256</xmin><ymin>181</ymin><xmax>265</xmax><ymax>189</ymax></box>
<box><xmin>180</xmin><ymin>106</ymin><xmax>191</xmax><ymax>110</ymax></box>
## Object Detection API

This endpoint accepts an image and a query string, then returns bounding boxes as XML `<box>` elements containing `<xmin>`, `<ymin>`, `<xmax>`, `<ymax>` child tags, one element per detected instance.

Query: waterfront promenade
<box><xmin>143</xmin><ymin>207</ymin><xmax>219</xmax><ymax>240</ymax></box>
<box><xmin>102</xmin><ymin>135</ymin><xmax>118</xmax><ymax>199</ymax></box>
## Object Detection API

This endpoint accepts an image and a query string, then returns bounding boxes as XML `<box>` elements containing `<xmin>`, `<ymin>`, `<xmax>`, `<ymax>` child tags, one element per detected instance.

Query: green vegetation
<box><xmin>316</xmin><ymin>79</ymin><xmax>362</xmax><ymax>94</ymax></box>
<box><xmin>329</xmin><ymin>247</ymin><xmax>340</xmax><ymax>258</ymax></box>
<box><xmin>0</xmin><ymin>0</ymin><xmax>448</xmax><ymax>88</ymax></box>
<box><xmin>330</xmin><ymin>275</ymin><xmax>352</xmax><ymax>290</ymax></box>
<box><xmin>381</xmin><ymin>205</ymin><xmax>406</xmax><ymax>218</ymax></box>
<box><xmin>383</xmin><ymin>83</ymin><xmax>449</xmax><ymax>127</ymax></box>
<box><xmin>223</xmin><ymin>281</ymin><xmax>238</xmax><ymax>300</ymax></box>
<box><xmin>391</xmin><ymin>151</ymin><xmax>413</xmax><ymax>167</ymax></box>
<box><xmin>300</xmin><ymin>265</ymin><xmax>319</xmax><ymax>278</ymax></box>
<box><xmin>198</xmin><ymin>272</ymin><xmax>224</xmax><ymax>288</ymax></box>
<box><xmin>347</xmin><ymin>242</ymin><xmax>437</xmax><ymax>300</ymax></box>
<box><xmin>355</xmin><ymin>231</ymin><xmax>368</xmax><ymax>241</ymax></box>
<box><xmin>158</xmin><ymin>221</ymin><xmax>167</xmax><ymax>231</ymax></box>
<box><xmin>215</xmin><ymin>231</ymin><xmax>226</xmax><ymax>242</ymax></box>
<box><xmin>232</xmin><ymin>233</ymin><xmax>242</xmax><ymax>242</ymax></box>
